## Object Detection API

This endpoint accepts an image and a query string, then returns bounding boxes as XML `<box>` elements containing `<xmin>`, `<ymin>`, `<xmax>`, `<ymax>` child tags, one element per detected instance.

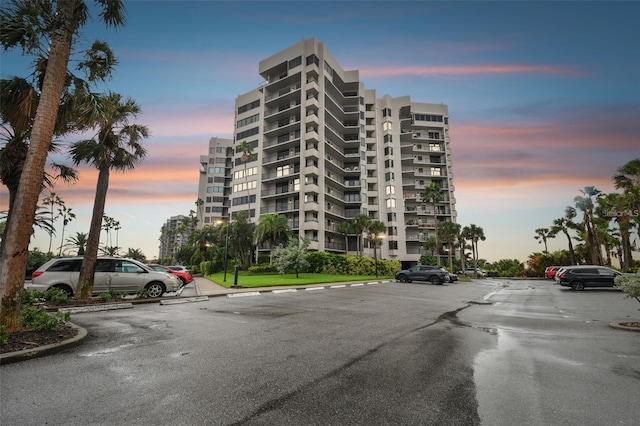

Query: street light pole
<box><xmin>374</xmin><ymin>239</ymin><xmax>378</xmax><ymax>278</ymax></box>
<box><xmin>223</xmin><ymin>219</ymin><xmax>230</xmax><ymax>282</ymax></box>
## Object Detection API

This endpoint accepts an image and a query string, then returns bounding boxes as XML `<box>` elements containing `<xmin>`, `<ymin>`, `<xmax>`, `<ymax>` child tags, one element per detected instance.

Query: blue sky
<box><xmin>1</xmin><ymin>1</ymin><xmax>639</xmax><ymax>262</ymax></box>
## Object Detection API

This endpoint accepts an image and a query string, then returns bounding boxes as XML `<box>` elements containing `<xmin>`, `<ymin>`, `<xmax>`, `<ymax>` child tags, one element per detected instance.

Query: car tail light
<box><xmin>32</xmin><ymin>271</ymin><xmax>44</xmax><ymax>279</ymax></box>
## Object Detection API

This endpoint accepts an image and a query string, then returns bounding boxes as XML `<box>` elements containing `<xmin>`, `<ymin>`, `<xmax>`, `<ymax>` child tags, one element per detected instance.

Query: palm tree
<box><xmin>254</xmin><ymin>213</ymin><xmax>290</xmax><ymax>264</ymax></box>
<box><xmin>57</xmin><ymin>204</ymin><xmax>75</xmax><ymax>256</ymax></box>
<box><xmin>367</xmin><ymin>220</ymin><xmax>386</xmax><ymax>275</ymax></box>
<box><xmin>550</xmin><ymin>208</ymin><xmax>577</xmax><ymax>265</ymax></box>
<box><xmin>463</xmin><ymin>224</ymin><xmax>485</xmax><ymax>275</ymax></box>
<box><xmin>337</xmin><ymin>220</ymin><xmax>356</xmax><ymax>253</ymax></box>
<box><xmin>612</xmin><ymin>158</ymin><xmax>640</xmax><ymax>271</ymax></box>
<box><xmin>352</xmin><ymin>214</ymin><xmax>372</xmax><ymax>257</ymax></box>
<box><xmin>574</xmin><ymin>186</ymin><xmax>602</xmax><ymax>265</ymax></box>
<box><xmin>64</xmin><ymin>232</ymin><xmax>88</xmax><ymax>256</ymax></box>
<box><xmin>237</xmin><ymin>140</ymin><xmax>254</xmax><ymax>220</ymax></box>
<box><xmin>439</xmin><ymin>221</ymin><xmax>460</xmax><ymax>272</ymax></box>
<box><xmin>533</xmin><ymin>227</ymin><xmax>553</xmax><ymax>252</ymax></box>
<box><xmin>455</xmin><ymin>227</ymin><xmax>467</xmax><ymax>272</ymax></box>
<box><xmin>423</xmin><ymin>236</ymin><xmax>437</xmax><ymax>257</ymax></box>
<box><xmin>124</xmin><ymin>248</ymin><xmax>146</xmax><ymax>262</ymax></box>
<box><xmin>0</xmin><ymin>0</ymin><xmax>125</xmax><ymax>331</ymax></box>
<box><xmin>195</xmin><ymin>198</ymin><xmax>204</xmax><ymax>227</ymax></box>
<box><xmin>422</xmin><ymin>182</ymin><xmax>444</xmax><ymax>266</ymax></box>
<box><xmin>70</xmin><ymin>92</ymin><xmax>148</xmax><ymax>300</ymax></box>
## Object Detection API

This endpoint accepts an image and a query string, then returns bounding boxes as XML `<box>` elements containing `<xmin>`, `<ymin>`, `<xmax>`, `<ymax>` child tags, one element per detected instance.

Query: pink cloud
<box><xmin>359</xmin><ymin>64</ymin><xmax>587</xmax><ymax>78</ymax></box>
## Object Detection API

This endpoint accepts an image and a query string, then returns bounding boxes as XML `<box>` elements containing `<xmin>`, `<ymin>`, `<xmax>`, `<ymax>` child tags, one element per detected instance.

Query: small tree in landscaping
<box><xmin>615</xmin><ymin>274</ymin><xmax>640</xmax><ymax>303</ymax></box>
<box><xmin>272</xmin><ymin>235</ymin><xmax>309</xmax><ymax>278</ymax></box>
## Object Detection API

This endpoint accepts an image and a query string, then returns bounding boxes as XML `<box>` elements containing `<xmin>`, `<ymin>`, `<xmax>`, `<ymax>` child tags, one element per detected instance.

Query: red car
<box><xmin>147</xmin><ymin>264</ymin><xmax>193</xmax><ymax>286</ymax></box>
<box><xmin>544</xmin><ymin>266</ymin><xmax>561</xmax><ymax>279</ymax></box>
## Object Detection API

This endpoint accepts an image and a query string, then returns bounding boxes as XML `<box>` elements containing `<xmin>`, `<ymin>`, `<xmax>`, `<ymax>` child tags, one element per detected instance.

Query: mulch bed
<box><xmin>1</xmin><ymin>324</ymin><xmax>78</xmax><ymax>354</ymax></box>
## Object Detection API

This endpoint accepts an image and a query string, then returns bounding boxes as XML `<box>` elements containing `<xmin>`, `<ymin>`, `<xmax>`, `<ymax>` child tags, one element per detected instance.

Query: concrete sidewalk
<box><xmin>191</xmin><ymin>275</ymin><xmax>389</xmax><ymax>297</ymax></box>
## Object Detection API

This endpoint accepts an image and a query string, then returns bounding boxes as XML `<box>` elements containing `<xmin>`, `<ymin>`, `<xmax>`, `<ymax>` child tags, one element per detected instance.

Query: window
<box><xmin>324</xmin><ymin>60</ymin><xmax>333</xmax><ymax>76</ymax></box>
<box><xmin>293</xmin><ymin>178</ymin><xmax>299</xmax><ymax>191</ymax></box>
<box><xmin>382</xmin><ymin>108</ymin><xmax>392</xmax><ymax>117</ymax></box>
<box><xmin>234</xmin><ymin>167</ymin><xmax>257</xmax><ymax>179</ymax></box>
<box><xmin>215</xmin><ymin>147</ymin><xmax>226</xmax><ymax>153</ymax></box>
<box><xmin>215</xmin><ymin>158</ymin><xmax>226</xmax><ymax>164</ymax></box>
<box><xmin>288</xmin><ymin>56</ymin><xmax>302</xmax><ymax>69</ymax></box>
<box><xmin>48</xmin><ymin>259</ymin><xmax>80</xmax><ymax>272</ymax></box>
<box><xmin>428</xmin><ymin>131</ymin><xmax>440</xmax><ymax>139</ymax></box>
<box><xmin>388</xmin><ymin>240</ymin><xmax>398</xmax><ymax>250</ymax></box>
<box><xmin>207</xmin><ymin>177</ymin><xmax>213</xmax><ymax>183</ymax></box>
<box><xmin>385</xmin><ymin>172</ymin><xmax>395</xmax><ymax>182</ymax></box>
<box><xmin>386</xmin><ymin>198</ymin><xmax>396</xmax><ymax>208</ymax></box>
<box><xmin>233</xmin><ymin>181</ymin><xmax>257</xmax><ymax>192</ymax></box>
<box><xmin>237</xmin><ymin>99</ymin><xmax>260</xmax><ymax>114</ymax></box>
<box><xmin>387</xmin><ymin>212</ymin><xmax>397</xmax><ymax>222</ymax></box>
<box><xmin>237</xmin><ymin>127</ymin><xmax>259</xmax><ymax>140</ymax></box>
<box><xmin>385</xmin><ymin>185</ymin><xmax>395</xmax><ymax>195</ymax></box>
<box><xmin>214</xmin><ymin>176</ymin><xmax>225</xmax><ymax>183</ymax></box>
<box><xmin>306</xmin><ymin>54</ymin><xmax>319</xmax><ymax>66</ymax></box>
<box><xmin>431</xmin><ymin>167</ymin><xmax>441</xmax><ymax>176</ymax></box>
<box><xmin>277</xmin><ymin>165</ymin><xmax>291</xmax><ymax>177</ymax></box>
<box><xmin>429</xmin><ymin>143</ymin><xmax>440</xmax><ymax>151</ymax></box>
<box><xmin>232</xmin><ymin>195</ymin><xmax>256</xmax><ymax>206</ymax></box>
<box><xmin>384</xmin><ymin>134</ymin><xmax>393</xmax><ymax>143</ymax></box>
<box><xmin>237</xmin><ymin>114</ymin><xmax>260</xmax><ymax>128</ymax></box>
<box><xmin>385</xmin><ymin>159</ymin><xmax>394</xmax><ymax>168</ymax></box>
<box><xmin>383</xmin><ymin>121</ymin><xmax>392</xmax><ymax>131</ymax></box>
<box><xmin>305</xmin><ymin>193</ymin><xmax>318</xmax><ymax>203</ymax></box>
<box><xmin>414</xmin><ymin>114</ymin><xmax>443</xmax><ymax>122</ymax></box>
<box><xmin>388</xmin><ymin>227</ymin><xmax>397</xmax><ymax>236</ymax></box>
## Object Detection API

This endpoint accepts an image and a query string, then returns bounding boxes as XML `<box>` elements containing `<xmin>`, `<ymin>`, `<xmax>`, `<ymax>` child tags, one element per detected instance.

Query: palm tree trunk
<box><xmin>77</xmin><ymin>166</ymin><xmax>110</xmax><ymax>300</ymax></box>
<box><xmin>563</xmin><ymin>230</ymin><xmax>576</xmax><ymax>264</ymax></box>
<box><xmin>433</xmin><ymin>201</ymin><xmax>440</xmax><ymax>266</ymax></box>
<box><xmin>0</xmin><ymin>0</ymin><xmax>77</xmax><ymax>332</ymax></box>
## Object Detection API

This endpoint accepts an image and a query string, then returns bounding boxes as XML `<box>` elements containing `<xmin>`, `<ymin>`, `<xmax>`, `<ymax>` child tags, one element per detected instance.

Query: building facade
<box><xmin>158</xmin><ymin>214</ymin><xmax>196</xmax><ymax>261</ymax></box>
<box><xmin>229</xmin><ymin>38</ymin><xmax>456</xmax><ymax>265</ymax></box>
<box><xmin>196</xmin><ymin>136</ymin><xmax>234</xmax><ymax>227</ymax></box>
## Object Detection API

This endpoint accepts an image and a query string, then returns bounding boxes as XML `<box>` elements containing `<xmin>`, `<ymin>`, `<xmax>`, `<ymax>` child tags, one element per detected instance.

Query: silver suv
<box><xmin>28</xmin><ymin>256</ymin><xmax>181</xmax><ymax>298</ymax></box>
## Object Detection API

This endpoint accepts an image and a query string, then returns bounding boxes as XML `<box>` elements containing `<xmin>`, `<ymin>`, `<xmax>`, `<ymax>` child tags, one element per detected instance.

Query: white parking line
<box><xmin>227</xmin><ymin>292</ymin><xmax>261</xmax><ymax>298</ymax></box>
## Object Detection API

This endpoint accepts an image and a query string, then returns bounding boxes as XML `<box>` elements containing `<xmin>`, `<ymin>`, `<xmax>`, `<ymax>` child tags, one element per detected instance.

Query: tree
<box><xmin>612</xmin><ymin>158</ymin><xmax>640</xmax><ymax>271</ymax></box>
<box><xmin>237</xmin><ymin>140</ymin><xmax>254</xmax><ymax>220</ymax></box>
<box><xmin>352</xmin><ymin>214</ymin><xmax>372</xmax><ymax>257</ymax></box>
<box><xmin>70</xmin><ymin>92</ymin><xmax>148</xmax><ymax>300</ymax></box>
<box><xmin>337</xmin><ymin>220</ymin><xmax>356</xmax><ymax>253</ymax></box>
<box><xmin>272</xmin><ymin>235</ymin><xmax>310</xmax><ymax>278</ymax></box>
<box><xmin>462</xmin><ymin>224</ymin><xmax>485</xmax><ymax>276</ymax></box>
<box><xmin>195</xmin><ymin>198</ymin><xmax>204</xmax><ymax>227</ymax></box>
<box><xmin>56</xmin><ymin>203</ymin><xmax>75</xmax><ymax>256</ymax></box>
<box><xmin>574</xmin><ymin>186</ymin><xmax>602</xmax><ymax>265</ymax></box>
<box><xmin>124</xmin><ymin>248</ymin><xmax>146</xmax><ymax>262</ymax></box>
<box><xmin>550</xmin><ymin>208</ymin><xmax>577</xmax><ymax>265</ymax></box>
<box><xmin>0</xmin><ymin>0</ymin><xmax>126</xmax><ymax>332</ymax></box>
<box><xmin>64</xmin><ymin>231</ymin><xmax>88</xmax><ymax>255</ymax></box>
<box><xmin>228</xmin><ymin>211</ymin><xmax>255</xmax><ymax>269</ymax></box>
<box><xmin>439</xmin><ymin>221</ymin><xmax>460</xmax><ymax>272</ymax></box>
<box><xmin>41</xmin><ymin>191</ymin><xmax>62</xmax><ymax>253</ymax></box>
<box><xmin>422</xmin><ymin>182</ymin><xmax>444</xmax><ymax>266</ymax></box>
<box><xmin>254</xmin><ymin>213</ymin><xmax>290</xmax><ymax>264</ymax></box>
<box><xmin>533</xmin><ymin>227</ymin><xmax>553</xmax><ymax>252</ymax></box>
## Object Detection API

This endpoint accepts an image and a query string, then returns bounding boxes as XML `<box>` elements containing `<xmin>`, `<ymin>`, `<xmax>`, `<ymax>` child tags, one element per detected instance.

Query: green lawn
<box><xmin>207</xmin><ymin>272</ymin><xmax>394</xmax><ymax>288</ymax></box>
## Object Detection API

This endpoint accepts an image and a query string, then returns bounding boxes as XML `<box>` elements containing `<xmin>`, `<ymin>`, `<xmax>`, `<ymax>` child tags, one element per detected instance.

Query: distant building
<box><xmin>228</xmin><ymin>38</ymin><xmax>456</xmax><ymax>266</ymax></box>
<box><xmin>158</xmin><ymin>214</ymin><xmax>196</xmax><ymax>261</ymax></box>
<box><xmin>196</xmin><ymin>137</ymin><xmax>234</xmax><ymax>227</ymax></box>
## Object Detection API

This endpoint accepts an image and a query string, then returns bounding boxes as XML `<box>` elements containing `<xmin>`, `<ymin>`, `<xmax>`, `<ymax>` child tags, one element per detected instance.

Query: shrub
<box><xmin>99</xmin><ymin>289</ymin><xmax>123</xmax><ymax>301</ymax></box>
<box><xmin>21</xmin><ymin>305</ymin><xmax>70</xmax><ymax>332</ymax></box>
<box><xmin>248</xmin><ymin>264</ymin><xmax>278</xmax><ymax>274</ymax></box>
<box><xmin>136</xmin><ymin>288</ymin><xmax>152</xmax><ymax>299</ymax></box>
<box><xmin>614</xmin><ymin>273</ymin><xmax>640</xmax><ymax>303</ymax></box>
<box><xmin>44</xmin><ymin>287</ymin><xmax>70</xmax><ymax>304</ymax></box>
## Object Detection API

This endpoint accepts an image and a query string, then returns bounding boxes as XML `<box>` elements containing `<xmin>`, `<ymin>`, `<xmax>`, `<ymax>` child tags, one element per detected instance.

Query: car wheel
<box><xmin>52</xmin><ymin>284</ymin><xmax>73</xmax><ymax>297</ymax></box>
<box><xmin>398</xmin><ymin>274</ymin><xmax>409</xmax><ymax>283</ymax></box>
<box><xmin>430</xmin><ymin>276</ymin><xmax>441</xmax><ymax>285</ymax></box>
<box><xmin>145</xmin><ymin>282</ymin><xmax>166</xmax><ymax>298</ymax></box>
<box><xmin>570</xmin><ymin>281</ymin><xmax>585</xmax><ymax>291</ymax></box>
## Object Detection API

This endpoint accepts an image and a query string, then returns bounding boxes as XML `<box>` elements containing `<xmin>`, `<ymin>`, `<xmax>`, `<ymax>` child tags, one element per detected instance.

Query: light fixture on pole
<box><xmin>223</xmin><ymin>217</ymin><xmax>230</xmax><ymax>282</ymax></box>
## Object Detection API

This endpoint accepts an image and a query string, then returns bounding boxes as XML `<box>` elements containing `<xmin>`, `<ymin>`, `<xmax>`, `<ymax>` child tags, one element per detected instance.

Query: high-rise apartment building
<box><xmin>197</xmin><ymin>136</ymin><xmax>234</xmax><ymax>227</ymax></box>
<box><xmin>230</xmin><ymin>38</ymin><xmax>456</xmax><ymax>266</ymax></box>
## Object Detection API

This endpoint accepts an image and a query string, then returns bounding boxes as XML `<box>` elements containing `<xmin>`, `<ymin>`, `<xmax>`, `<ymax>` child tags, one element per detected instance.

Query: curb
<box><xmin>0</xmin><ymin>322</ymin><xmax>87</xmax><ymax>365</ymax></box>
<box><xmin>609</xmin><ymin>322</ymin><xmax>640</xmax><ymax>332</ymax></box>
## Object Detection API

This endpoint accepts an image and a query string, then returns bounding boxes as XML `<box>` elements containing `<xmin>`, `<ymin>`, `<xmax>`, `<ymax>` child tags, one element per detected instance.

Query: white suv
<box><xmin>28</xmin><ymin>256</ymin><xmax>181</xmax><ymax>298</ymax></box>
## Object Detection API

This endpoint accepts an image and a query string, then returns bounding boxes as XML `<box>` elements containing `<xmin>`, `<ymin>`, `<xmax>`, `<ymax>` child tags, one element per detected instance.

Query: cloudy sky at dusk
<box><xmin>2</xmin><ymin>1</ymin><xmax>639</xmax><ymax>262</ymax></box>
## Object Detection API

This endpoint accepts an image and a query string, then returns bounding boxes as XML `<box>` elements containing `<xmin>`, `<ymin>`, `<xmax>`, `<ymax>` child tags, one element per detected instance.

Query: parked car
<box><xmin>463</xmin><ymin>268</ymin><xmax>485</xmax><ymax>277</ymax></box>
<box><xmin>395</xmin><ymin>265</ymin><xmax>449</xmax><ymax>285</ymax></box>
<box><xmin>544</xmin><ymin>266</ymin><xmax>562</xmax><ymax>279</ymax></box>
<box><xmin>167</xmin><ymin>265</ymin><xmax>190</xmax><ymax>274</ymax></box>
<box><xmin>447</xmin><ymin>272</ymin><xmax>458</xmax><ymax>282</ymax></box>
<box><xmin>554</xmin><ymin>265</ymin><xmax>621</xmax><ymax>291</ymax></box>
<box><xmin>148</xmin><ymin>263</ymin><xmax>193</xmax><ymax>286</ymax></box>
<box><xmin>28</xmin><ymin>256</ymin><xmax>182</xmax><ymax>298</ymax></box>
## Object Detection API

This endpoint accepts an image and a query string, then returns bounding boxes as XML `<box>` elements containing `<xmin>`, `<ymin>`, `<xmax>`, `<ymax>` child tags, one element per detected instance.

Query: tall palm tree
<box><xmin>455</xmin><ymin>226</ymin><xmax>467</xmax><ymax>272</ymax></box>
<box><xmin>0</xmin><ymin>0</ymin><xmax>125</xmax><ymax>331</ymax></box>
<box><xmin>237</xmin><ymin>140</ymin><xmax>254</xmax><ymax>220</ymax></box>
<box><xmin>533</xmin><ymin>227</ymin><xmax>553</xmax><ymax>252</ymax></box>
<box><xmin>439</xmin><ymin>221</ymin><xmax>460</xmax><ymax>272</ymax></box>
<box><xmin>550</xmin><ymin>208</ymin><xmax>577</xmax><ymax>265</ymax></box>
<box><xmin>422</xmin><ymin>182</ymin><xmax>444</xmax><ymax>266</ymax></box>
<box><xmin>337</xmin><ymin>220</ymin><xmax>356</xmax><ymax>253</ymax></box>
<box><xmin>574</xmin><ymin>186</ymin><xmax>602</xmax><ymax>265</ymax></box>
<box><xmin>352</xmin><ymin>214</ymin><xmax>372</xmax><ymax>257</ymax></box>
<box><xmin>57</xmin><ymin>204</ymin><xmax>75</xmax><ymax>256</ymax></box>
<box><xmin>195</xmin><ymin>198</ymin><xmax>204</xmax><ymax>227</ymax></box>
<box><xmin>70</xmin><ymin>92</ymin><xmax>148</xmax><ymax>300</ymax></box>
<box><xmin>254</xmin><ymin>213</ymin><xmax>290</xmax><ymax>264</ymax></box>
<box><xmin>463</xmin><ymin>224</ymin><xmax>485</xmax><ymax>275</ymax></box>
<box><xmin>612</xmin><ymin>158</ymin><xmax>640</xmax><ymax>271</ymax></box>
<box><xmin>366</xmin><ymin>220</ymin><xmax>386</xmax><ymax>253</ymax></box>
